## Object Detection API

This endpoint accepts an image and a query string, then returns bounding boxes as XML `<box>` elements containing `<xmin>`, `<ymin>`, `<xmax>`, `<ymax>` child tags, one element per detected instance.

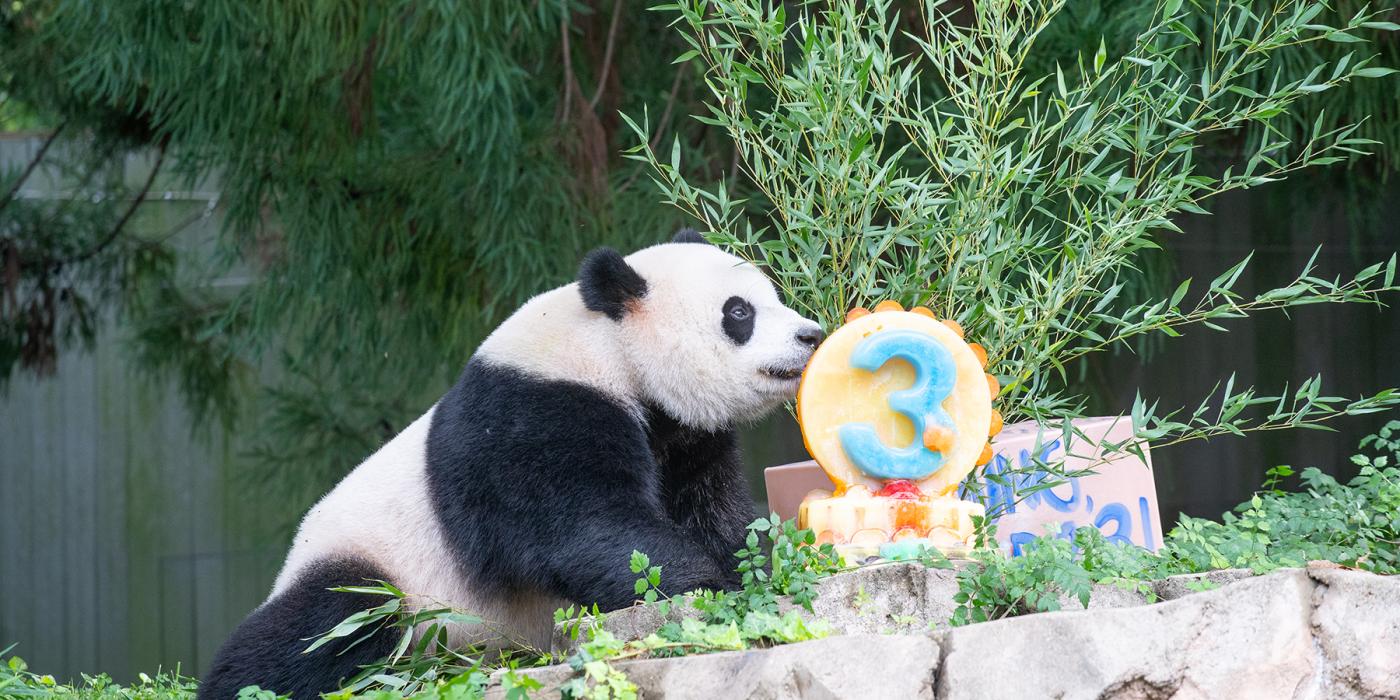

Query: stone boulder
<box><xmin>1307</xmin><ymin>566</ymin><xmax>1400</xmax><ymax>698</ymax></box>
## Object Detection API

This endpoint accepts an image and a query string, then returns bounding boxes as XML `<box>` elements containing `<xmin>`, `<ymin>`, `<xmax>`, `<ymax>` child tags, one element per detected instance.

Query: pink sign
<box><xmin>763</xmin><ymin>416</ymin><xmax>1163</xmax><ymax>555</ymax></box>
<box><xmin>972</xmin><ymin>416</ymin><xmax>1163</xmax><ymax>554</ymax></box>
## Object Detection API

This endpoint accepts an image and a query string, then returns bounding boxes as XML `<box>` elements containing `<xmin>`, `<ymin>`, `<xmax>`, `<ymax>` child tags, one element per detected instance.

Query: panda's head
<box><xmin>578</xmin><ymin>230</ymin><xmax>824</xmax><ymax>430</ymax></box>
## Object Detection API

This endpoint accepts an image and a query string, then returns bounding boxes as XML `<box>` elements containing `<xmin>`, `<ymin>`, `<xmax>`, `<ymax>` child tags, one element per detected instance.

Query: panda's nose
<box><xmin>795</xmin><ymin>326</ymin><xmax>824</xmax><ymax>350</ymax></box>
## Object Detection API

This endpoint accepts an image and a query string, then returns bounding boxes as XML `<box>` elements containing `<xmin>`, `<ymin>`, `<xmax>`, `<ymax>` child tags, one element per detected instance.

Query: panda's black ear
<box><xmin>672</xmin><ymin>228</ymin><xmax>711</xmax><ymax>245</ymax></box>
<box><xmin>578</xmin><ymin>247</ymin><xmax>648</xmax><ymax>321</ymax></box>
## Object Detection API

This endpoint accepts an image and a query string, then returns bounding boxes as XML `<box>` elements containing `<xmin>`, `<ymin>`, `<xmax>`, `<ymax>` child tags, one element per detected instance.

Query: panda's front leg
<box><xmin>657</xmin><ymin>427</ymin><xmax>755</xmax><ymax>585</ymax></box>
<box><xmin>539</xmin><ymin>512</ymin><xmax>732</xmax><ymax>611</ymax></box>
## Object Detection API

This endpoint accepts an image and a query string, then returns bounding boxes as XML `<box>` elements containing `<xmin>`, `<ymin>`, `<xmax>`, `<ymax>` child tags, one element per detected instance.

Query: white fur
<box><xmin>474</xmin><ymin>284</ymin><xmax>643</xmax><ymax>417</ymax></box>
<box><xmin>269</xmin><ymin>241</ymin><xmax>816</xmax><ymax>649</ymax></box>
<box><xmin>271</xmin><ymin>409</ymin><xmax>564</xmax><ymax>649</ymax></box>
<box><xmin>479</xmin><ymin>242</ymin><xmax>818</xmax><ymax>430</ymax></box>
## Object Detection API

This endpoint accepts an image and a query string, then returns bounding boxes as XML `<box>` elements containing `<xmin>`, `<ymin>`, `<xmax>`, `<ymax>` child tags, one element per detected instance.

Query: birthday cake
<box><xmin>795</xmin><ymin>302</ymin><xmax>1001</xmax><ymax>559</ymax></box>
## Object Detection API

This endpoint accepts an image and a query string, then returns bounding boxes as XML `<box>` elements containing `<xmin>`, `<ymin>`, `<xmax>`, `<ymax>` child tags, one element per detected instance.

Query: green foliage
<box><xmin>951</xmin><ymin>529</ymin><xmax>1092</xmax><ymax>626</ymax></box>
<box><xmin>532</xmin><ymin>520</ymin><xmax>840</xmax><ymax>698</ymax></box>
<box><xmin>1</xmin><ymin>0</ymin><xmax>706</xmax><ymax>517</ymax></box>
<box><xmin>558</xmin><ymin>602</ymin><xmax>828</xmax><ymax>699</ymax></box>
<box><xmin>0</xmin><ymin>650</ymin><xmax>197</xmax><ymax>699</ymax></box>
<box><xmin>628</xmin><ymin>550</ymin><xmax>668</xmax><ymax>614</ymax></box>
<box><xmin>627</xmin><ymin>0</ymin><xmax>1400</xmax><ymax>490</ymax></box>
<box><xmin>556</xmin><ymin>535</ymin><xmax>835</xmax><ymax>699</ymax></box>
<box><xmin>1160</xmin><ymin>420</ymin><xmax>1400</xmax><ymax>574</ymax></box>
<box><xmin>560</xmin><ymin>630</ymin><xmax>638</xmax><ymax>700</ymax></box>
<box><xmin>1026</xmin><ymin>0</ymin><xmax>1400</xmax><ymax>175</ymax></box>
<box><xmin>689</xmin><ymin>514</ymin><xmax>842</xmax><ymax>626</ymax></box>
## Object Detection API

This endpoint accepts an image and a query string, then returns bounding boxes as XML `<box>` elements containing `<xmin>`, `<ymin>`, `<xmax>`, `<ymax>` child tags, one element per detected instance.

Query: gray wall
<box><xmin>1</xmin><ymin>135</ymin><xmax>284</xmax><ymax>681</ymax></box>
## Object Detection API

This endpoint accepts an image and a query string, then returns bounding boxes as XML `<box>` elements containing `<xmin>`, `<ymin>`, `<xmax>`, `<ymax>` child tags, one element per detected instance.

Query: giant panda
<box><xmin>200</xmin><ymin>230</ymin><xmax>824</xmax><ymax>699</ymax></box>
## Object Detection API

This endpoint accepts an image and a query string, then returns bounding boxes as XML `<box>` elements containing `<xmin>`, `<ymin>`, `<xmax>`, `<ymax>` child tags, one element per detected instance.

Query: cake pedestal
<box><xmin>799</xmin><ymin>484</ymin><xmax>984</xmax><ymax>560</ymax></box>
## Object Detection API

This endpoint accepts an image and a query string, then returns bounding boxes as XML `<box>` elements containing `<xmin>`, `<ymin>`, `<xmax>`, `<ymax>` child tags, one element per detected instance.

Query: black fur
<box><xmin>426</xmin><ymin>360</ymin><xmax>754</xmax><ymax>610</ymax></box>
<box><xmin>200</xmin><ymin>558</ymin><xmax>397</xmax><ymax>699</ymax></box>
<box><xmin>578</xmin><ymin>247</ymin><xmax>648</xmax><ymax>320</ymax></box>
<box><xmin>672</xmin><ymin>228</ymin><xmax>710</xmax><ymax>245</ymax></box>
<box><xmin>722</xmin><ymin>296</ymin><xmax>755</xmax><ymax>345</ymax></box>
<box><xmin>645</xmin><ymin>406</ymin><xmax>755</xmax><ymax>586</ymax></box>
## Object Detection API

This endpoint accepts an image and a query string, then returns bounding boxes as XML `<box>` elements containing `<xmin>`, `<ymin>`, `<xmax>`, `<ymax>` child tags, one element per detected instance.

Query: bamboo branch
<box><xmin>617</xmin><ymin>66</ymin><xmax>687</xmax><ymax>194</ymax></box>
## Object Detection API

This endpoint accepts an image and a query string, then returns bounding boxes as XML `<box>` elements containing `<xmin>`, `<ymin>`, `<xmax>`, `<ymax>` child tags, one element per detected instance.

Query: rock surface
<box><xmin>523</xmin><ymin>565</ymin><xmax>1398</xmax><ymax>699</ymax></box>
<box><xmin>1149</xmin><ymin>568</ymin><xmax>1256</xmax><ymax>601</ymax></box>
<box><xmin>935</xmin><ymin>569</ymin><xmax>1316</xmax><ymax>698</ymax></box>
<box><xmin>1307</xmin><ymin>566</ymin><xmax>1400</xmax><ymax>698</ymax></box>
<box><xmin>510</xmin><ymin>635</ymin><xmax>939</xmax><ymax>700</ymax></box>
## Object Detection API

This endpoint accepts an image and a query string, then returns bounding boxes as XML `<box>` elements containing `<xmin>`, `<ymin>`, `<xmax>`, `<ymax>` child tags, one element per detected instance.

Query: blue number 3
<box><xmin>838</xmin><ymin>330</ymin><xmax>957</xmax><ymax>481</ymax></box>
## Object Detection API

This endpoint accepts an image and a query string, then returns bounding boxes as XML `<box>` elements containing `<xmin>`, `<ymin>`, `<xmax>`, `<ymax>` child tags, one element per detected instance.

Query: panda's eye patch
<box><xmin>722</xmin><ymin>296</ymin><xmax>755</xmax><ymax>345</ymax></box>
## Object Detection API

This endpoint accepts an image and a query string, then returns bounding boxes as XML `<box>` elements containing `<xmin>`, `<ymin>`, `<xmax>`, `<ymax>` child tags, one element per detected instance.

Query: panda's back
<box><xmin>271</xmin><ymin>408</ymin><xmax>456</xmax><ymax>596</ymax></box>
<box><xmin>267</xmin><ymin>287</ymin><xmax>628</xmax><ymax>646</ymax></box>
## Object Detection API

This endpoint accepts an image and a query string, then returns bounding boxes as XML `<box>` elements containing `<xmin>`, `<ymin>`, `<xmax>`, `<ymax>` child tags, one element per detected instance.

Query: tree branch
<box><xmin>558</xmin><ymin>7</ymin><xmax>575</xmax><ymax>125</ymax></box>
<box><xmin>69</xmin><ymin>144</ymin><xmax>167</xmax><ymax>266</ymax></box>
<box><xmin>588</xmin><ymin>0</ymin><xmax>625</xmax><ymax>110</ymax></box>
<box><xmin>0</xmin><ymin>122</ymin><xmax>68</xmax><ymax>213</ymax></box>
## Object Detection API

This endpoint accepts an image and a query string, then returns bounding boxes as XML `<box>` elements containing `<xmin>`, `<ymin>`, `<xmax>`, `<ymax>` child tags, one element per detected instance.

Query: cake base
<box><xmin>799</xmin><ymin>486</ymin><xmax>986</xmax><ymax>560</ymax></box>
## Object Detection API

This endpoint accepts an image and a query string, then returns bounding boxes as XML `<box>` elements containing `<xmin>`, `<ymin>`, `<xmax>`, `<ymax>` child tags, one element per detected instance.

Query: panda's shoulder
<box><xmin>427</xmin><ymin>357</ymin><xmax>653</xmax><ymax>477</ymax></box>
<box><xmin>475</xmin><ymin>286</ymin><xmax>638</xmax><ymax>404</ymax></box>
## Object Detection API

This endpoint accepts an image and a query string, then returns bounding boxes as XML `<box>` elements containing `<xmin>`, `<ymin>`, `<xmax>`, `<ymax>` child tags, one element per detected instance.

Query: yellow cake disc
<box><xmin>797</xmin><ymin>310</ymin><xmax>992</xmax><ymax>496</ymax></box>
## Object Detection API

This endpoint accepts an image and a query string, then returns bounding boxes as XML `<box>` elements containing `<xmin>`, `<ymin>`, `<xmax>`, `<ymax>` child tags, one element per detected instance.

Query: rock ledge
<box><xmin>508</xmin><ymin>565</ymin><xmax>1397</xmax><ymax>699</ymax></box>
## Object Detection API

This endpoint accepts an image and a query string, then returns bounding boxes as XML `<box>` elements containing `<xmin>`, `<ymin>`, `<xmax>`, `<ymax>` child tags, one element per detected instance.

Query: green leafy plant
<box><xmin>552</xmin><ymin>520</ymin><xmax>839</xmax><ymax>699</ymax></box>
<box><xmin>951</xmin><ymin>527</ymin><xmax>1093</xmax><ymax>626</ymax></box>
<box><xmin>1160</xmin><ymin>420</ymin><xmax>1400</xmax><ymax>574</ymax></box>
<box><xmin>0</xmin><ymin>648</ymin><xmax>198</xmax><ymax>699</ymax></box>
<box><xmin>625</xmin><ymin>0</ymin><xmax>1400</xmax><ymax>488</ymax></box>
<box><xmin>689</xmin><ymin>514</ymin><xmax>842</xmax><ymax>626</ymax></box>
<box><xmin>553</xmin><ymin>604</ymin><xmax>606</xmax><ymax>648</ymax></box>
<box><xmin>557</xmin><ymin>604</ymin><xmax>829</xmax><ymax>699</ymax></box>
<box><xmin>496</xmin><ymin>668</ymin><xmax>544</xmax><ymax>700</ymax></box>
<box><xmin>624</xmin><ymin>522</ymin><xmax>840</xmax><ymax>649</ymax></box>
<box><xmin>236</xmin><ymin>688</ymin><xmax>287</xmax><ymax>700</ymax></box>
<box><xmin>555</xmin><ymin>607</ymin><xmax>826</xmax><ymax>699</ymax></box>
<box><xmin>628</xmin><ymin>551</ymin><xmax>670</xmax><ymax>616</ymax></box>
<box><xmin>301</xmin><ymin>582</ymin><xmax>491</xmax><ymax>697</ymax></box>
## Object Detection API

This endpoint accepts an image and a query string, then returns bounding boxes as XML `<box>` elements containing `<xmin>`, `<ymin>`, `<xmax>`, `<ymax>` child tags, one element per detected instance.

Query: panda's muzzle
<box><xmin>760</xmin><ymin>366</ymin><xmax>805</xmax><ymax>381</ymax></box>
